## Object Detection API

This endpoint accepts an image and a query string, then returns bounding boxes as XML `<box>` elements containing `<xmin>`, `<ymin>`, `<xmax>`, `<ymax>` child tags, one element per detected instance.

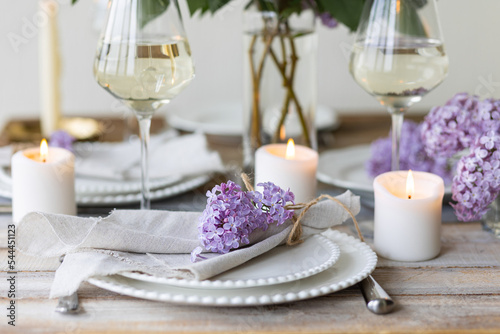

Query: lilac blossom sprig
<box><xmin>366</xmin><ymin>120</ymin><xmax>453</xmax><ymax>184</ymax></box>
<box><xmin>302</xmin><ymin>0</ymin><xmax>338</xmax><ymax>28</ymax></box>
<box><xmin>420</xmin><ymin>93</ymin><xmax>500</xmax><ymax>221</ymax></box>
<box><xmin>49</xmin><ymin>130</ymin><xmax>76</xmax><ymax>152</ymax></box>
<box><xmin>451</xmin><ymin>131</ymin><xmax>500</xmax><ymax>221</ymax></box>
<box><xmin>191</xmin><ymin>181</ymin><xmax>295</xmax><ymax>262</ymax></box>
<box><xmin>421</xmin><ymin>93</ymin><xmax>482</xmax><ymax>158</ymax></box>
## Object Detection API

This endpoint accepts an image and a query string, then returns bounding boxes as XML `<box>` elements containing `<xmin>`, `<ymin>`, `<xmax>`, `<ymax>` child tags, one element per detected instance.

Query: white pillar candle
<box><xmin>12</xmin><ymin>141</ymin><xmax>76</xmax><ymax>222</ymax></box>
<box><xmin>373</xmin><ymin>170</ymin><xmax>444</xmax><ymax>262</ymax></box>
<box><xmin>255</xmin><ymin>140</ymin><xmax>318</xmax><ymax>203</ymax></box>
<box><xmin>39</xmin><ymin>0</ymin><xmax>61</xmax><ymax>137</ymax></box>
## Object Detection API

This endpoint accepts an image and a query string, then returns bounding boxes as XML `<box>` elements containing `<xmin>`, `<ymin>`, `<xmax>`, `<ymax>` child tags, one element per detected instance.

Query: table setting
<box><xmin>1</xmin><ymin>0</ymin><xmax>500</xmax><ymax>333</ymax></box>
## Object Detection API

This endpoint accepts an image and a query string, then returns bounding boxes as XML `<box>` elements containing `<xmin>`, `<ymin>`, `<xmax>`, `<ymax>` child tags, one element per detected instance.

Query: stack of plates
<box><xmin>0</xmin><ymin>165</ymin><xmax>210</xmax><ymax>206</ymax></box>
<box><xmin>88</xmin><ymin>230</ymin><xmax>377</xmax><ymax>306</ymax></box>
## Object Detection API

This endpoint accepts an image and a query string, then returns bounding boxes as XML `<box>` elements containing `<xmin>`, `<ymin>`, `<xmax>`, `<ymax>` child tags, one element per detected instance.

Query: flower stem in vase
<box><xmin>248</xmin><ymin>32</ymin><xmax>275</xmax><ymax>149</ymax></box>
<box><xmin>268</xmin><ymin>26</ymin><xmax>310</xmax><ymax>146</ymax></box>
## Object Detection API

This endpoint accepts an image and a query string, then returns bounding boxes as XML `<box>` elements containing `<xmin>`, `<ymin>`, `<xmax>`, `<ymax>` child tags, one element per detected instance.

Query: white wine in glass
<box><xmin>349</xmin><ymin>0</ymin><xmax>448</xmax><ymax>170</ymax></box>
<box><xmin>95</xmin><ymin>41</ymin><xmax>194</xmax><ymax>114</ymax></box>
<box><xmin>94</xmin><ymin>0</ymin><xmax>194</xmax><ymax>209</ymax></box>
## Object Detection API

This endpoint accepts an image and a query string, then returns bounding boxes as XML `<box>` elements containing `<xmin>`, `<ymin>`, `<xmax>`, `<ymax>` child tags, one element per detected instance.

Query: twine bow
<box><xmin>241</xmin><ymin>173</ymin><xmax>364</xmax><ymax>245</ymax></box>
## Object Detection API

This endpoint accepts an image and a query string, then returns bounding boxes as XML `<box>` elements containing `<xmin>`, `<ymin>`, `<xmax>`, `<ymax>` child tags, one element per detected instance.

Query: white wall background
<box><xmin>1</xmin><ymin>0</ymin><xmax>500</xmax><ymax>128</ymax></box>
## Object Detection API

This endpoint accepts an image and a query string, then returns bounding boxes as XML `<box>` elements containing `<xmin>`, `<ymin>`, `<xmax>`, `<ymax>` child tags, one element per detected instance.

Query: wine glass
<box><xmin>94</xmin><ymin>0</ymin><xmax>195</xmax><ymax>209</ymax></box>
<box><xmin>349</xmin><ymin>0</ymin><xmax>448</xmax><ymax>170</ymax></box>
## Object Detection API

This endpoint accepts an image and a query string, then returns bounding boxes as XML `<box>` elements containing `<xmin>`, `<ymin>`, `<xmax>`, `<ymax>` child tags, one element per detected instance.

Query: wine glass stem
<box><xmin>137</xmin><ymin>114</ymin><xmax>152</xmax><ymax>210</ymax></box>
<box><xmin>390</xmin><ymin>111</ymin><xmax>404</xmax><ymax>171</ymax></box>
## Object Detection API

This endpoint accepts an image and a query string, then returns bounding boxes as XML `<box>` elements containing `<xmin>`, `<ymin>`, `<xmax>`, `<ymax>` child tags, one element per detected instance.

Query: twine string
<box><xmin>240</xmin><ymin>173</ymin><xmax>364</xmax><ymax>245</ymax></box>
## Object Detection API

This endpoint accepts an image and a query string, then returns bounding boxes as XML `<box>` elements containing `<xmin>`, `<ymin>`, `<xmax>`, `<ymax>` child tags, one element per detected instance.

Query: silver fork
<box><xmin>55</xmin><ymin>255</ymin><xmax>80</xmax><ymax>314</ymax></box>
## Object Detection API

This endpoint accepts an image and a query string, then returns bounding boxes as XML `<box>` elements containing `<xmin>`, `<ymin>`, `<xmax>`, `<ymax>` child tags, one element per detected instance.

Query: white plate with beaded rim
<box><xmin>87</xmin><ymin>230</ymin><xmax>377</xmax><ymax>306</ymax></box>
<box><xmin>120</xmin><ymin>234</ymin><xmax>340</xmax><ymax>289</ymax></box>
<box><xmin>0</xmin><ymin>173</ymin><xmax>211</xmax><ymax>206</ymax></box>
<box><xmin>0</xmin><ymin>166</ymin><xmax>182</xmax><ymax>196</ymax></box>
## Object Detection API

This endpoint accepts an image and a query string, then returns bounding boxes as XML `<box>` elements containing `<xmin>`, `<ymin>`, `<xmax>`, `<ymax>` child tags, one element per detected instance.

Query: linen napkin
<box><xmin>74</xmin><ymin>131</ymin><xmax>225</xmax><ymax>180</ymax></box>
<box><xmin>16</xmin><ymin>191</ymin><xmax>359</xmax><ymax>298</ymax></box>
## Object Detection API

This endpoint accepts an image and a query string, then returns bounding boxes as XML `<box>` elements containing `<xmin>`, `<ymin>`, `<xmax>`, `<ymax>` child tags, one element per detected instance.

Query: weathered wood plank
<box><xmin>0</xmin><ymin>252</ymin><xmax>60</xmax><ymax>272</ymax></box>
<box><xmin>2</xmin><ymin>224</ymin><xmax>500</xmax><ymax>271</ymax></box>
<box><xmin>2</xmin><ymin>295</ymin><xmax>499</xmax><ymax>334</ymax></box>
<box><xmin>363</xmin><ymin>223</ymin><xmax>500</xmax><ymax>268</ymax></box>
<box><xmin>5</xmin><ymin>266</ymin><xmax>499</xmax><ymax>301</ymax></box>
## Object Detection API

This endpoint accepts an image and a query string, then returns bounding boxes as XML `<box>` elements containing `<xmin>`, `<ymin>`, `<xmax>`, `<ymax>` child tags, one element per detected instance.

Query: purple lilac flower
<box><xmin>366</xmin><ymin>120</ymin><xmax>453</xmax><ymax>184</ymax></box>
<box><xmin>421</xmin><ymin>93</ymin><xmax>481</xmax><ymax>158</ymax></box>
<box><xmin>191</xmin><ymin>180</ymin><xmax>295</xmax><ymax>262</ymax></box>
<box><xmin>252</xmin><ymin>182</ymin><xmax>295</xmax><ymax>225</ymax></box>
<box><xmin>420</xmin><ymin>93</ymin><xmax>500</xmax><ymax>221</ymax></box>
<box><xmin>318</xmin><ymin>12</ymin><xmax>338</xmax><ymax>28</ymax></box>
<box><xmin>301</xmin><ymin>0</ymin><xmax>338</xmax><ymax>28</ymax></box>
<box><xmin>451</xmin><ymin>131</ymin><xmax>500</xmax><ymax>221</ymax></box>
<box><xmin>49</xmin><ymin>130</ymin><xmax>76</xmax><ymax>152</ymax></box>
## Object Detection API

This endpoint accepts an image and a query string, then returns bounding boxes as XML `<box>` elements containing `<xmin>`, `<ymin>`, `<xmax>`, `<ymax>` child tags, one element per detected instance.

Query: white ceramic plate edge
<box><xmin>87</xmin><ymin>230</ymin><xmax>377</xmax><ymax>306</ymax></box>
<box><xmin>120</xmin><ymin>234</ymin><xmax>341</xmax><ymax>289</ymax></box>
<box><xmin>0</xmin><ymin>174</ymin><xmax>211</xmax><ymax>206</ymax></box>
<box><xmin>317</xmin><ymin>145</ymin><xmax>452</xmax><ymax>194</ymax></box>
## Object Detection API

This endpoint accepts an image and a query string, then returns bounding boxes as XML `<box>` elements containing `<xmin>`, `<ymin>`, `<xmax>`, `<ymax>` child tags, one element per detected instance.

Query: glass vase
<box><xmin>242</xmin><ymin>7</ymin><xmax>318</xmax><ymax>170</ymax></box>
<box><xmin>482</xmin><ymin>196</ymin><xmax>500</xmax><ymax>238</ymax></box>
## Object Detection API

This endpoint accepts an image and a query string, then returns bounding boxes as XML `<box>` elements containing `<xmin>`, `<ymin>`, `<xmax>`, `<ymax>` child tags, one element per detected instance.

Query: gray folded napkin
<box><xmin>16</xmin><ymin>191</ymin><xmax>359</xmax><ymax>298</ymax></box>
<box><xmin>75</xmin><ymin>131</ymin><xmax>225</xmax><ymax>180</ymax></box>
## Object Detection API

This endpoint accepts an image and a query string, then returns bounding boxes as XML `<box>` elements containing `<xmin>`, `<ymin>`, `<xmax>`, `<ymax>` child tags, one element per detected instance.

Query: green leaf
<box><xmin>187</xmin><ymin>0</ymin><xmax>235</xmax><ymax>16</ymax></box>
<box><xmin>139</xmin><ymin>0</ymin><xmax>170</xmax><ymax>28</ymax></box>
<box><xmin>244</xmin><ymin>0</ymin><xmax>254</xmax><ymax>10</ymax></box>
<box><xmin>208</xmin><ymin>0</ymin><xmax>233</xmax><ymax>14</ymax></box>
<box><xmin>187</xmin><ymin>0</ymin><xmax>209</xmax><ymax>16</ymax></box>
<box><xmin>71</xmin><ymin>0</ymin><xmax>79</xmax><ymax>4</ymax></box>
<box><xmin>318</xmin><ymin>0</ymin><xmax>365</xmax><ymax>31</ymax></box>
<box><xmin>256</xmin><ymin>0</ymin><xmax>277</xmax><ymax>12</ymax></box>
<box><xmin>278</xmin><ymin>0</ymin><xmax>302</xmax><ymax>21</ymax></box>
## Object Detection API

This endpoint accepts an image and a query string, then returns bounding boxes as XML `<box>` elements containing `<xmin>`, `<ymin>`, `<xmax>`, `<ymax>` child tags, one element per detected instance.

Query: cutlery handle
<box><xmin>359</xmin><ymin>275</ymin><xmax>395</xmax><ymax>315</ymax></box>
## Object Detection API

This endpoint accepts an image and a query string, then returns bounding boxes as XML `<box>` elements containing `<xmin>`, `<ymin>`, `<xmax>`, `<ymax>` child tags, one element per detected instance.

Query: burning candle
<box><xmin>11</xmin><ymin>139</ymin><xmax>76</xmax><ymax>222</ymax></box>
<box><xmin>255</xmin><ymin>139</ymin><xmax>318</xmax><ymax>203</ymax></box>
<box><xmin>373</xmin><ymin>170</ymin><xmax>444</xmax><ymax>262</ymax></box>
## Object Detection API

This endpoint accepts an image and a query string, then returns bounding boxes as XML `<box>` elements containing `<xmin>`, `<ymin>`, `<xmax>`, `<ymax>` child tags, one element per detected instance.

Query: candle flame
<box><xmin>406</xmin><ymin>169</ymin><xmax>414</xmax><ymax>199</ymax></box>
<box><xmin>285</xmin><ymin>138</ymin><xmax>295</xmax><ymax>160</ymax></box>
<box><xmin>40</xmin><ymin>139</ymin><xmax>48</xmax><ymax>162</ymax></box>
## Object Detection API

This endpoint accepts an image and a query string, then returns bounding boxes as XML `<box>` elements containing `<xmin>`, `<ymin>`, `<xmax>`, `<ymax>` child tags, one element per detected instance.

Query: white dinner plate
<box><xmin>120</xmin><ymin>234</ymin><xmax>341</xmax><ymax>289</ymax></box>
<box><xmin>0</xmin><ymin>166</ymin><xmax>182</xmax><ymax>196</ymax></box>
<box><xmin>87</xmin><ymin>230</ymin><xmax>377</xmax><ymax>306</ymax></box>
<box><xmin>317</xmin><ymin>145</ymin><xmax>452</xmax><ymax>195</ymax></box>
<box><xmin>0</xmin><ymin>173</ymin><xmax>210</xmax><ymax>206</ymax></box>
<box><xmin>167</xmin><ymin>103</ymin><xmax>340</xmax><ymax>136</ymax></box>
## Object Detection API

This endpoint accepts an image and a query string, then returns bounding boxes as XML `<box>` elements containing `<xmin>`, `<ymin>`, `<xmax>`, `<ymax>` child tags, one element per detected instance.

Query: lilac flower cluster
<box><xmin>191</xmin><ymin>180</ymin><xmax>295</xmax><ymax>262</ymax></box>
<box><xmin>49</xmin><ymin>130</ymin><xmax>76</xmax><ymax>152</ymax></box>
<box><xmin>421</xmin><ymin>93</ymin><xmax>482</xmax><ymax>157</ymax></box>
<box><xmin>366</xmin><ymin>120</ymin><xmax>453</xmax><ymax>184</ymax></box>
<box><xmin>451</xmin><ymin>132</ymin><xmax>500</xmax><ymax>220</ymax></box>
<box><xmin>302</xmin><ymin>1</ymin><xmax>338</xmax><ymax>28</ymax></box>
<box><xmin>421</xmin><ymin>93</ymin><xmax>500</xmax><ymax>221</ymax></box>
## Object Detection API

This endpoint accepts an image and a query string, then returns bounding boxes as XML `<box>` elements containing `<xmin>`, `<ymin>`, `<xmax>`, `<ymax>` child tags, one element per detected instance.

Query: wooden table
<box><xmin>1</xmin><ymin>115</ymin><xmax>499</xmax><ymax>333</ymax></box>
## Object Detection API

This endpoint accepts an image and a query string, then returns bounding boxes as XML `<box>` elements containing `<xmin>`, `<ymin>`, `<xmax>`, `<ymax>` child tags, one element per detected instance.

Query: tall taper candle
<box><xmin>39</xmin><ymin>0</ymin><xmax>61</xmax><ymax>137</ymax></box>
